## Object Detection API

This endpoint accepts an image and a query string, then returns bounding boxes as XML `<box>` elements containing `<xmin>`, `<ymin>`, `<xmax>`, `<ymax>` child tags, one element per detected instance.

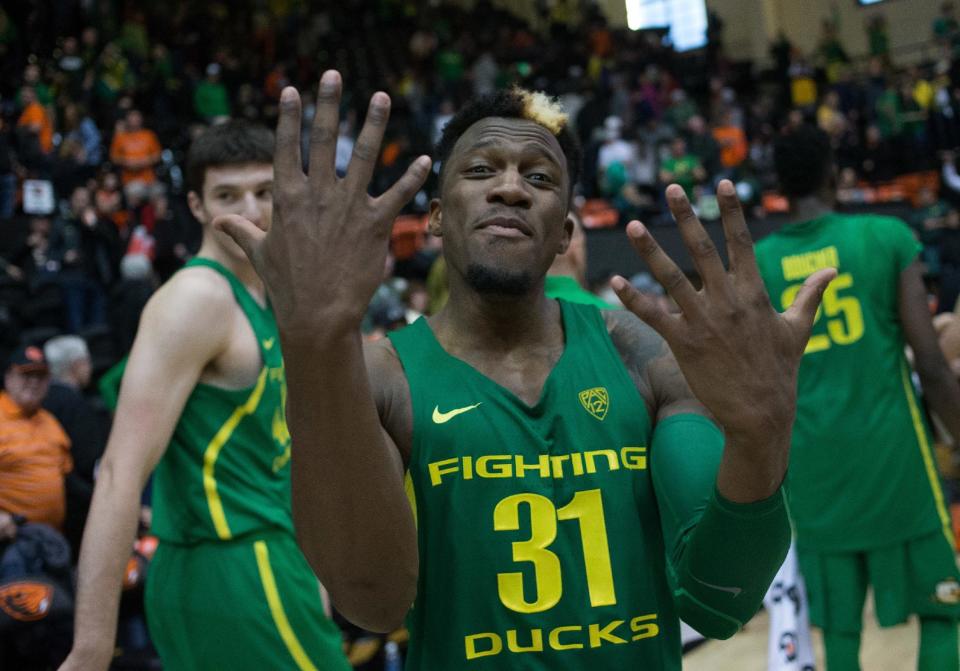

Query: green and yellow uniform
<box><xmin>144</xmin><ymin>258</ymin><xmax>348</xmax><ymax>671</ymax></box>
<box><xmin>389</xmin><ymin>300</ymin><xmax>793</xmax><ymax>670</ymax></box>
<box><xmin>755</xmin><ymin>213</ymin><xmax>960</xmax><ymax>632</ymax></box>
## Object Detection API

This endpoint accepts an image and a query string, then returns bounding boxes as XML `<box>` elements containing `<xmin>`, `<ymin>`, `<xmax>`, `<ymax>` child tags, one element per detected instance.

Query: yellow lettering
<box><xmin>570</xmin><ymin>452</ymin><xmax>584</xmax><ymax>476</ymax></box>
<box><xmin>550</xmin><ymin>454</ymin><xmax>570</xmax><ymax>478</ymax></box>
<box><xmin>589</xmin><ymin>620</ymin><xmax>628</xmax><ymax>647</ymax></box>
<box><xmin>621</xmin><ymin>447</ymin><xmax>648</xmax><ymax>470</ymax></box>
<box><xmin>428</xmin><ymin>458</ymin><xmax>460</xmax><ymax>486</ymax></box>
<box><xmin>631</xmin><ymin>614</ymin><xmax>660</xmax><ymax>641</ymax></box>
<box><xmin>515</xmin><ymin>454</ymin><xmax>551</xmax><ymax>478</ymax></box>
<box><xmin>465</xmin><ymin>632</ymin><xmax>502</xmax><ymax>660</ymax></box>
<box><xmin>781</xmin><ymin>246</ymin><xmax>840</xmax><ymax>281</ymax></box>
<box><xmin>463</xmin><ymin>455</ymin><xmax>473</xmax><ymax>480</ymax></box>
<box><xmin>548</xmin><ymin>625</ymin><xmax>583</xmax><ymax>651</ymax></box>
<box><xmin>506</xmin><ymin>628</ymin><xmax>544</xmax><ymax>653</ymax></box>
<box><xmin>585</xmin><ymin>449</ymin><xmax>619</xmax><ymax>474</ymax></box>
<box><xmin>477</xmin><ymin>455</ymin><xmax>513</xmax><ymax>478</ymax></box>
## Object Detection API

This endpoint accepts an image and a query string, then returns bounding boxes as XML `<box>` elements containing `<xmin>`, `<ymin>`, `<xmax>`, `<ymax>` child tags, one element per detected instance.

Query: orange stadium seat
<box><xmin>580</xmin><ymin>198</ymin><xmax>618</xmax><ymax>229</ymax></box>
<box><xmin>391</xmin><ymin>214</ymin><xmax>429</xmax><ymax>261</ymax></box>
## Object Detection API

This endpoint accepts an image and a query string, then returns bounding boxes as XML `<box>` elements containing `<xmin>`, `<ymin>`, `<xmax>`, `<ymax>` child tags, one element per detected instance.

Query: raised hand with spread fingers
<box><xmin>217</xmin><ymin>71</ymin><xmax>428</xmax><ymax>632</ymax></box>
<box><xmin>612</xmin><ymin>180</ymin><xmax>836</xmax><ymax>501</ymax></box>
<box><xmin>216</xmin><ymin>70</ymin><xmax>432</xmax><ymax>338</ymax></box>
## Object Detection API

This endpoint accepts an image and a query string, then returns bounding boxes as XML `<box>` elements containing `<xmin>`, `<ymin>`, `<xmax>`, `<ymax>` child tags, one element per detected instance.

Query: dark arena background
<box><xmin>0</xmin><ymin>1</ymin><xmax>956</xmax><ymax>669</ymax></box>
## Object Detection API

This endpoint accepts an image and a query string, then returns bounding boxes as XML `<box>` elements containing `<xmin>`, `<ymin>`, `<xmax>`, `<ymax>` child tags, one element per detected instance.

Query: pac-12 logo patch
<box><xmin>579</xmin><ymin>387</ymin><xmax>609</xmax><ymax>421</ymax></box>
<box><xmin>935</xmin><ymin>579</ymin><xmax>960</xmax><ymax>604</ymax></box>
<box><xmin>0</xmin><ymin>582</ymin><xmax>53</xmax><ymax>621</ymax></box>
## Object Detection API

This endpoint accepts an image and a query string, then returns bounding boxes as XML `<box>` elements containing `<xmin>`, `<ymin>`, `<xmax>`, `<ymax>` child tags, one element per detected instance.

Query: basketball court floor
<box><xmin>684</xmin><ymin>594</ymin><xmax>930</xmax><ymax>670</ymax></box>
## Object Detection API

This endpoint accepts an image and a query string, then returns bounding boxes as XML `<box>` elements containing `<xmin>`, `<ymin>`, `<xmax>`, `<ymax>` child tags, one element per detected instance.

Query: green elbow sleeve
<box><xmin>674</xmin><ymin>487</ymin><xmax>791</xmax><ymax>639</ymax></box>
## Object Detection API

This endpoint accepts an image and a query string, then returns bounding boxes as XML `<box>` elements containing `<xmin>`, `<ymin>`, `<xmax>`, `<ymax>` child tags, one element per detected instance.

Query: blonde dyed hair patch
<box><xmin>514</xmin><ymin>88</ymin><xmax>568</xmax><ymax>135</ymax></box>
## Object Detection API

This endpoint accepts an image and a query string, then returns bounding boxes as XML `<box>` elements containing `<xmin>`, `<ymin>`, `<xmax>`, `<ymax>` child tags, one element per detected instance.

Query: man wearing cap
<box><xmin>0</xmin><ymin>346</ymin><xmax>73</xmax><ymax>534</ymax></box>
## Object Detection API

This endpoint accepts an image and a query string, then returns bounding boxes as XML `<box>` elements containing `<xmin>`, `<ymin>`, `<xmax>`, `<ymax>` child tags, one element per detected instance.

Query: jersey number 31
<box><xmin>494</xmin><ymin>489</ymin><xmax>615</xmax><ymax>614</ymax></box>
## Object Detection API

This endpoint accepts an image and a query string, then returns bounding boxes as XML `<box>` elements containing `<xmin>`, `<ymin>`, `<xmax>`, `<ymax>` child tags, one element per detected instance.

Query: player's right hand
<box><xmin>216</xmin><ymin>70</ymin><xmax>432</xmax><ymax>343</ymax></box>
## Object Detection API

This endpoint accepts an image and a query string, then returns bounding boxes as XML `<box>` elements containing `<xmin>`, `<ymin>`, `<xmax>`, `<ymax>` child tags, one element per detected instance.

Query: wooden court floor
<box><xmin>683</xmin><ymin>594</ymin><xmax>956</xmax><ymax>670</ymax></box>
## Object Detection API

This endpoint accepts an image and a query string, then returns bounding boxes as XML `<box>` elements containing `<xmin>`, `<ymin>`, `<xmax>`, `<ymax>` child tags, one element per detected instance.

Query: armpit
<box><xmin>363</xmin><ymin>338</ymin><xmax>414</xmax><ymax>462</ymax></box>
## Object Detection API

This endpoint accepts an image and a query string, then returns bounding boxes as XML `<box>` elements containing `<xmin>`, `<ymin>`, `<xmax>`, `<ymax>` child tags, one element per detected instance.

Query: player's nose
<box><xmin>487</xmin><ymin>168</ymin><xmax>531</xmax><ymax>208</ymax></box>
<box><xmin>239</xmin><ymin>191</ymin><xmax>263</xmax><ymax>226</ymax></box>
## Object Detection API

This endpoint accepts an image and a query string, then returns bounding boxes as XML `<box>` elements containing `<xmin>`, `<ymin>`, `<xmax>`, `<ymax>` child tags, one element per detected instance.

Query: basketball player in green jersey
<box><xmin>755</xmin><ymin>125</ymin><xmax>960</xmax><ymax>670</ymax></box>
<box><xmin>60</xmin><ymin>122</ymin><xmax>349</xmax><ymax>671</ymax></box>
<box><xmin>218</xmin><ymin>72</ymin><xmax>834</xmax><ymax>669</ymax></box>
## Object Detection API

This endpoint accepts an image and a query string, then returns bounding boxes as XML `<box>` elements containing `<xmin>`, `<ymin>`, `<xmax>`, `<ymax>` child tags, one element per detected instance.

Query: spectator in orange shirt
<box><xmin>16</xmin><ymin>86</ymin><xmax>53</xmax><ymax>154</ymax></box>
<box><xmin>0</xmin><ymin>346</ymin><xmax>72</xmax><ymax>531</ymax></box>
<box><xmin>712</xmin><ymin>110</ymin><xmax>748</xmax><ymax>170</ymax></box>
<box><xmin>108</xmin><ymin>109</ymin><xmax>163</xmax><ymax>201</ymax></box>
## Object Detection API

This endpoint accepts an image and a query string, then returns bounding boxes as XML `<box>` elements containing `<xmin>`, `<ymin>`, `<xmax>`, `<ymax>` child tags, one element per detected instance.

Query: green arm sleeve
<box><xmin>651</xmin><ymin>414</ymin><xmax>791</xmax><ymax>639</ymax></box>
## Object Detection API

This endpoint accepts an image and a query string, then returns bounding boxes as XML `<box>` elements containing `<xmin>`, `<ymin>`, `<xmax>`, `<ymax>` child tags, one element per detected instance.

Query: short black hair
<box><xmin>773</xmin><ymin>124</ymin><xmax>834</xmax><ymax>198</ymax></box>
<box><xmin>435</xmin><ymin>89</ymin><xmax>582</xmax><ymax>194</ymax></box>
<box><xmin>185</xmin><ymin>121</ymin><xmax>275</xmax><ymax>195</ymax></box>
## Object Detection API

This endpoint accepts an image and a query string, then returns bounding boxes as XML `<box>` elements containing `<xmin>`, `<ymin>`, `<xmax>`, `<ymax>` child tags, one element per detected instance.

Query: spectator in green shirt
<box><xmin>194</xmin><ymin>63</ymin><xmax>231</xmax><ymax>123</ymax></box>
<box><xmin>659</xmin><ymin>136</ymin><xmax>705</xmax><ymax>200</ymax></box>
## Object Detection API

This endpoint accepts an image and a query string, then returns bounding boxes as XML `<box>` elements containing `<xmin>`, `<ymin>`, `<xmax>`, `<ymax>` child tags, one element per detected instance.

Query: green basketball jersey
<box><xmin>152</xmin><ymin>258</ymin><xmax>294</xmax><ymax>544</ymax></box>
<box><xmin>755</xmin><ymin>213</ymin><xmax>952</xmax><ymax>552</ymax></box>
<box><xmin>389</xmin><ymin>300</ymin><xmax>681</xmax><ymax>670</ymax></box>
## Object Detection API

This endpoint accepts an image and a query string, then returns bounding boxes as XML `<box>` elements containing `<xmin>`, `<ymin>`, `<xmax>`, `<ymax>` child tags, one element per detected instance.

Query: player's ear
<box><xmin>187</xmin><ymin>190</ymin><xmax>207</xmax><ymax>225</ymax></box>
<box><xmin>428</xmin><ymin>198</ymin><xmax>443</xmax><ymax>237</ymax></box>
<box><xmin>556</xmin><ymin>212</ymin><xmax>574</xmax><ymax>255</ymax></box>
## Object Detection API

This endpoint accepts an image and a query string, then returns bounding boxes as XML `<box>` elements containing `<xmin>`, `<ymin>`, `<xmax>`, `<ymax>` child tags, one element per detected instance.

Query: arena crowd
<box><xmin>1</xmin><ymin>1</ymin><xmax>960</xmax><ymax>669</ymax></box>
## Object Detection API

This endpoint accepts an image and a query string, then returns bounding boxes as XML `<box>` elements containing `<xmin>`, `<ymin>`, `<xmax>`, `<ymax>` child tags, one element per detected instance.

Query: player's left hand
<box><xmin>612</xmin><ymin>180</ymin><xmax>835</xmax><ymax>448</ymax></box>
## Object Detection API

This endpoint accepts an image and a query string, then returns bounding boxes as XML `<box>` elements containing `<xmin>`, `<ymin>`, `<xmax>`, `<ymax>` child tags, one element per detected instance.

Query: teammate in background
<box><xmin>755</xmin><ymin>125</ymin><xmax>960</xmax><ymax>670</ymax></box>
<box><xmin>60</xmin><ymin>122</ymin><xmax>349</xmax><ymax>671</ymax></box>
<box><xmin>218</xmin><ymin>73</ymin><xmax>834</xmax><ymax>669</ymax></box>
<box><xmin>544</xmin><ymin>208</ymin><xmax>616</xmax><ymax>308</ymax></box>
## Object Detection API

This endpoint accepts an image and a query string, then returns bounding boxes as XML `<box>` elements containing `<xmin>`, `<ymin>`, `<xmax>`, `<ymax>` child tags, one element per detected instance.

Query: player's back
<box><xmin>756</xmin><ymin>213</ymin><xmax>943</xmax><ymax>552</ymax></box>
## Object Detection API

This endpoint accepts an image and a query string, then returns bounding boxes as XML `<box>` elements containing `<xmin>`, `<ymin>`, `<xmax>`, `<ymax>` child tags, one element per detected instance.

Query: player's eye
<box><xmin>527</xmin><ymin>172</ymin><xmax>553</xmax><ymax>183</ymax></box>
<box><xmin>465</xmin><ymin>165</ymin><xmax>493</xmax><ymax>175</ymax></box>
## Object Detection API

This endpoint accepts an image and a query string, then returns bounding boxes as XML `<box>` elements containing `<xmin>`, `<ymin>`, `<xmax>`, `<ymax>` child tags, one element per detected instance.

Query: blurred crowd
<box><xmin>2</xmin><ymin>0</ymin><xmax>960</xmax><ymax>667</ymax></box>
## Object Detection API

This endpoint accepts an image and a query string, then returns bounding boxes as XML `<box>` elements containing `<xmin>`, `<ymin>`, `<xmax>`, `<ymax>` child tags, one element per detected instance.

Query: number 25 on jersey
<box><xmin>782</xmin><ymin>272</ymin><xmax>864</xmax><ymax>355</ymax></box>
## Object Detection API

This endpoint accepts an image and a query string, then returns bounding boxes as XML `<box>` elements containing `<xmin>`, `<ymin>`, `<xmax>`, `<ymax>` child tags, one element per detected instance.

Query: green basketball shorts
<box><xmin>145</xmin><ymin>531</ymin><xmax>350</xmax><ymax>670</ymax></box>
<box><xmin>798</xmin><ymin>530</ymin><xmax>960</xmax><ymax>633</ymax></box>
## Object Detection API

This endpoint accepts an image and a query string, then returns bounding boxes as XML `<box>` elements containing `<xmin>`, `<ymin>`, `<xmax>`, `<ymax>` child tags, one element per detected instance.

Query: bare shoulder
<box><xmin>364</xmin><ymin>337</ymin><xmax>413</xmax><ymax>459</ymax></box>
<box><xmin>603</xmin><ymin>309</ymin><xmax>666</xmax><ymax>373</ymax></box>
<box><xmin>135</xmin><ymin>266</ymin><xmax>236</xmax><ymax>356</ymax></box>
<box><xmin>602</xmin><ymin>309</ymin><xmax>704</xmax><ymax>422</ymax></box>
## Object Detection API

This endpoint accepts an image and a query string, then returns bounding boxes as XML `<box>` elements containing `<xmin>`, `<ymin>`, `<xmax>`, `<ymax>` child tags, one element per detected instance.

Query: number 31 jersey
<box><xmin>755</xmin><ymin>213</ymin><xmax>947</xmax><ymax>553</ymax></box>
<box><xmin>388</xmin><ymin>300</ymin><xmax>680</xmax><ymax>670</ymax></box>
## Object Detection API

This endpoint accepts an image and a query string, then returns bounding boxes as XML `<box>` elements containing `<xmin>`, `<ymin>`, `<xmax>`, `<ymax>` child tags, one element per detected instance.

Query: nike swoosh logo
<box><xmin>262</xmin><ymin>338</ymin><xmax>276</xmax><ymax>350</ymax></box>
<box><xmin>432</xmin><ymin>403</ymin><xmax>482</xmax><ymax>424</ymax></box>
<box><xmin>691</xmin><ymin>574</ymin><xmax>742</xmax><ymax>597</ymax></box>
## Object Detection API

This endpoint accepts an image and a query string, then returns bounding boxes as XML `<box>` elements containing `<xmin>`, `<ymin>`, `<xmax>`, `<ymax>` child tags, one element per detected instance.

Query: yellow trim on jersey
<box><xmin>203</xmin><ymin>368</ymin><xmax>268</xmax><ymax>540</ymax></box>
<box><xmin>405</xmin><ymin>470</ymin><xmax>418</xmax><ymax>528</ymax></box>
<box><xmin>253</xmin><ymin>540</ymin><xmax>320</xmax><ymax>671</ymax></box>
<box><xmin>899</xmin><ymin>361</ymin><xmax>955</xmax><ymax>549</ymax></box>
